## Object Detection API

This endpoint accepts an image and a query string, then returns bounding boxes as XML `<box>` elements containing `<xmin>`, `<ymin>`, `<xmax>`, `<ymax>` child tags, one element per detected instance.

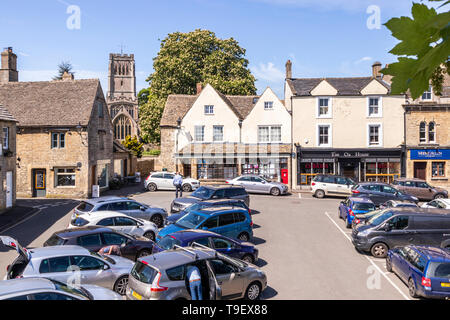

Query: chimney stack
<box><xmin>372</xmin><ymin>61</ymin><xmax>382</xmax><ymax>79</ymax></box>
<box><xmin>196</xmin><ymin>83</ymin><xmax>203</xmax><ymax>95</ymax></box>
<box><xmin>0</xmin><ymin>47</ymin><xmax>18</xmax><ymax>83</ymax></box>
<box><xmin>285</xmin><ymin>60</ymin><xmax>292</xmax><ymax>79</ymax></box>
<box><xmin>62</xmin><ymin>71</ymin><xmax>74</xmax><ymax>81</ymax></box>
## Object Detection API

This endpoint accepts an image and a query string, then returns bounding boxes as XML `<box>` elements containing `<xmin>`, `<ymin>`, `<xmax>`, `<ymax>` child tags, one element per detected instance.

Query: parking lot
<box><xmin>0</xmin><ymin>188</ymin><xmax>416</xmax><ymax>300</ymax></box>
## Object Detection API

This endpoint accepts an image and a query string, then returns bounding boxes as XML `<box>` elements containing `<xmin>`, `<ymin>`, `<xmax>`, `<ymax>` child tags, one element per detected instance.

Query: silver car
<box><xmin>126</xmin><ymin>244</ymin><xmax>267</xmax><ymax>301</ymax></box>
<box><xmin>0</xmin><ymin>277</ymin><xmax>123</xmax><ymax>300</ymax></box>
<box><xmin>226</xmin><ymin>175</ymin><xmax>288</xmax><ymax>196</ymax></box>
<box><xmin>1</xmin><ymin>236</ymin><xmax>133</xmax><ymax>296</ymax></box>
<box><xmin>72</xmin><ymin>196</ymin><xmax>168</xmax><ymax>228</ymax></box>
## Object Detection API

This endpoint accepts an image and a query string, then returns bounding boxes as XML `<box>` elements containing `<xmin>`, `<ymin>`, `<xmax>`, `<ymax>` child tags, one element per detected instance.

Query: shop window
<box><xmin>55</xmin><ymin>168</ymin><xmax>76</xmax><ymax>187</ymax></box>
<box><xmin>432</xmin><ymin>162</ymin><xmax>445</xmax><ymax>177</ymax></box>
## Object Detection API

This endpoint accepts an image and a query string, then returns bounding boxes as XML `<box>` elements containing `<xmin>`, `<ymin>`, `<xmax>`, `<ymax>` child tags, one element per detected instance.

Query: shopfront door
<box><xmin>339</xmin><ymin>160</ymin><xmax>359</xmax><ymax>180</ymax></box>
<box><xmin>32</xmin><ymin>169</ymin><xmax>46</xmax><ymax>198</ymax></box>
<box><xmin>414</xmin><ymin>162</ymin><xmax>427</xmax><ymax>180</ymax></box>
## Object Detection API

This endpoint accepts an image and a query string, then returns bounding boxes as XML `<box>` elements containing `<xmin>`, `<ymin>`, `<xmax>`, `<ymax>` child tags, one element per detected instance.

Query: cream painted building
<box><xmin>159</xmin><ymin>84</ymin><xmax>292</xmax><ymax>183</ymax></box>
<box><xmin>286</xmin><ymin>61</ymin><xmax>407</xmax><ymax>188</ymax></box>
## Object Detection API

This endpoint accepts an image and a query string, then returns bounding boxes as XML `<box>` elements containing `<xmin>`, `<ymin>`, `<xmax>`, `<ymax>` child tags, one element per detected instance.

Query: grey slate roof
<box><xmin>287</xmin><ymin>77</ymin><xmax>391</xmax><ymax>96</ymax></box>
<box><xmin>0</xmin><ymin>104</ymin><xmax>18</xmax><ymax>122</ymax></box>
<box><xmin>0</xmin><ymin>79</ymin><xmax>101</xmax><ymax>127</ymax></box>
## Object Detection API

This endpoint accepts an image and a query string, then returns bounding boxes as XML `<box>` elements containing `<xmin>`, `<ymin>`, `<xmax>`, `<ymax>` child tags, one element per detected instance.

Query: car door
<box><xmin>234</xmin><ymin>177</ymin><xmax>251</xmax><ymax>190</ymax></box>
<box><xmin>322</xmin><ymin>176</ymin><xmax>337</xmax><ymax>195</ymax></box>
<box><xmin>163</xmin><ymin>173</ymin><xmax>176</xmax><ymax>190</ymax></box>
<box><xmin>211</xmin><ymin>237</ymin><xmax>240</xmax><ymax>259</ymax></box>
<box><xmin>393</xmin><ymin>247</ymin><xmax>411</xmax><ymax>281</ymax></box>
<box><xmin>215</xmin><ymin>213</ymin><xmax>237</xmax><ymax>238</ymax></box>
<box><xmin>76</xmin><ymin>233</ymin><xmax>103</xmax><ymax>252</ymax></box>
<box><xmin>338</xmin><ymin>199</ymin><xmax>349</xmax><ymax>220</ymax></box>
<box><xmin>201</xmin><ymin>216</ymin><xmax>219</xmax><ymax>233</ymax></box>
<box><xmin>70</xmin><ymin>255</ymin><xmax>115</xmax><ymax>288</ymax></box>
<box><xmin>360</xmin><ymin>185</ymin><xmax>382</xmax><ymax>205</ymax></box>
<box><xmin>113</xmin><ymin>216</ymin><xmax>139</xmax><ymax>235</ymax></box>
<box><xmin>335</xmin><ymin>177</ymin><xmax>350</xmax><ymax>195</ymax></box>
<box><xmin>38</xmin><ymin>256</ymin><xmax>73</xmax><ymax>284</ymax></box>
<box><xmin>101</xmin><ymin>232</ymin><xmax>134</xmax><ymax>261</ymax></box>
<box><xmin>251</xmin><ymin>177</ymin><xmax>270</xmax><ymax>193</ymax></box>
<box><xmin>416</xmin><ymin>181</ymin><xmax>434</xmax><ymax>201</ymax></box>
<box><xmin>208</xmin><ymin>258</ymin><xmax>244</xmax><ymax>299</ymax></box>
<box><xmin>383</xmin><ymin>215</ymin><xmax>413</xmax><ymax>248</ymax></box>
<box><xmin>380</xmin><ymin>185</ymin><xmax>399</xmax><ymax>203</ymax></box>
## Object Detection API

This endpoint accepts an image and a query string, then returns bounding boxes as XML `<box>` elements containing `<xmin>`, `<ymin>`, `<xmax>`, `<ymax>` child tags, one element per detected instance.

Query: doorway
<box><xmin>414</xmin><ymin>162</ymin><xmax>427</xmax><ymax>180</ymax></box>
<box><xmin>32</xmin><ymin>169</ymin><xmax>46</xmax><ymax>198</ymax></box>
<box><xmin>6</xmin><ymin>171</ymin><xmax>12</xmax><ymax>208</ymax></box>
<box><xmin>339</xmin><ymin>160</ymin><xmax>359</xmax><ymax>180</ymax></box>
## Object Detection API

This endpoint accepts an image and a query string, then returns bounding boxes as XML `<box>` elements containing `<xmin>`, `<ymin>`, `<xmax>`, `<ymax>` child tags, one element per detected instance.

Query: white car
<box><xmin>144</xmin><ymin>172</ymin><xmax>200</xmax><ymax>192</ymax></box>
<box><xmin>68</xmin><ymin>211</ymin><xmax>158</xmax><ymax>241</ymax></box>
<box><xmin>421</xmin><ymin>198</ymin><xmax>450</xmax><ymax>209</ymax></box>
<box><xmin>311</xmin><ymin>174</ymin><xmax>356</xmax><ymax>198</ymax></box>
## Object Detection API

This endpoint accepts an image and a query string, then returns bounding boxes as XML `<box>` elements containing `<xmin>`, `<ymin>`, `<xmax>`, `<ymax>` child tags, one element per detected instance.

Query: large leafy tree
<box><xmin>53</xmin><ymin>61</ymin><xmax>75</xmax><ymax>80</ymax></box>
<box><xmin>382</xmin><ymin>0</ymin><xmax>450</xmax><ymax>99</ymax></box>
<box><xmin>139</xmin><ymin>29</ymin><xmax>257</xmax><ymax>143</ymax></box>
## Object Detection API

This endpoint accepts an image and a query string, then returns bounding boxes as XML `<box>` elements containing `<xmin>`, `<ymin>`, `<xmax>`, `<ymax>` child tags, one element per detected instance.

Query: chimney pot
<box><xmin>286</xmin><ymin>60</ymin><xmax>292</xmax><ymax>79</ymax></box>
<box><xmin>196</xmin><ymin>83</ymin><xmax>203</xmax><ymax>95</ymax></box>
<box><xmin>372</xmin><ymin>61</ymin><xmax>382</xmax><ymax>79</ymax></box>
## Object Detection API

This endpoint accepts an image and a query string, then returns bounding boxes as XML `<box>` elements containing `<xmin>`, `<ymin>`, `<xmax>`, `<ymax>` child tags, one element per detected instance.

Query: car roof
<box><xmin>0</xmin><ymin>278</ymin><xmax>56</xmax><ymax>296</ymax></box>
<box><xmin>80</xmin><ymin>211</ymin><xmax>129</xmax><ymax>221</ymax></box>
<box><xmin>349</xmin><ymin>197</ymin><xmax>374</xmax><ymax>203</ymax></box>
<box><xmin>53</xmin><ymin>226</ymin><xmax>113</xmax><ymax>239</ymax></box>
<box><xmin>169</xmin><ymin>229</ymin><xmax>231</xmax><ymax>241</ymax></box>
<box><xmin>316</xmin><ymin>174</ymin><xmax>348</xmax><ymax>178</ymax></box>
<box><xmin>395</xmin><ymin>178</ymin><xmax>425</xmax><ymax>182</ymax></box>
<box><xmin>28</xmin><ymin>245</ymin><xmax>91</xmax><ymax>259</ymax></box>
<box><xmin>195</xmin><ymin>207</ymin><xmax>246</xmax><ymax>216</ymax></box>
<box><xmin>140</xmin><ymin>247</ymin><xmax>216</xmax><ymax>270</ymax></box>
<box><xmin>200</xmin><ymin>199</ymin><xmax>244</xmax><ymax>204</ymax></box>
<box><xmin>387</xmin><ymin>207</ymin><xmax>450</xmax><ymax>216</ymax></box>
<box><xmin>357</xmin><ymin>182</ymin><xmax>389</xmax><ymax>186</ymax></box>
<box><xmin>81</xmin><ymin>196</ymin><xmax>130</xmax><ymax>205</ymax></box>
<box><xmin>198</xmin><ymin>185</ymin><xmax>245</xmax><ymax>190</ymax></box>
<box><xmin>413</xmin><ymin>246</ymin><xmax>450</xmax><ymax>262</ymax></box>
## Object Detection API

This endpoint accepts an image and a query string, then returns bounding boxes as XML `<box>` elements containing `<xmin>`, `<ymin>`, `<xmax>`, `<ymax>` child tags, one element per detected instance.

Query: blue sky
<box><xmin>0</xmin><ymin>0</ymin><xmax>439</xmax><ymax>97</ymax></box>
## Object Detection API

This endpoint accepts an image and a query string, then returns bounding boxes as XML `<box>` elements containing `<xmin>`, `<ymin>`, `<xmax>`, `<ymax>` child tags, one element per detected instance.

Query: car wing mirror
<box><xmin>139</xmin><ymin>206</ymin><xmax>146</xmax><ymax>211</ymax></box>
<box><xmin>103</xmin><ymin>264</ymin><xmax>110</xmax><ymax>270</ymax></box>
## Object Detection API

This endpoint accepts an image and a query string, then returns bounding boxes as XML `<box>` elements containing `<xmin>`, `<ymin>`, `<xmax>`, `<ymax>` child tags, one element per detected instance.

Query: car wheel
<box><xmin>114</xmin><ymin>276</ymin><xmax>129</xmax><ymax>296</ymax></box>
<box><xmin>238</xmin><ymin>232</ymin><xmax>250</xmax><ymax>242</ymax></box>
<box><xmin>408</xmin><ymin>278</ymin><xmax>419</xmax><ymax>298</ymax></box>
<box><xmin>245</xmin><ymin>282</ymin><xmax>261</xmax><ymax>300</ymax></box>
<box><xmin>371</xmin><ymin>243</ymin><xmax>389</xmax><ymax>258</ymax></box>
<box><xmin>137</xmin><ymin>249</ymin><xmax>152</xmax><ymax>259</ymax></box>
<box><xmin>182</xmin><ymin>184</ymin><xmax>192</xmax><ymax>192</ymax></box>
<box><xmin>147</xmin><ymin>183</ymin><xmax>157</xmax><ymax>192</ymax></box>
<box><xmin>315</xmin><ymin>190</ymin><xmax>325</xmax><ymax>198</ymax></box>
<box><xmin>143</xmin><ymin>231</ymin><xmax>155</xmax><ymax>241</ymax></box>
<box><xmin>241</xmin><ymin>254</ymin><xmax>254</xmax><ymax>264</ymax></box>
<box><xmin>386</xmin><ymin>256</ymin><xmax>393</xmax><ymax>272</ymax></box>
<box><xmin>434</xmin><ymin>193</ymin><xmax>445</xmax><ymax>199</ymax></box>
<box><xmin>270</xmin><ymin>187</ymin><xmax>281</xmax><ymax>196</ymax></box>
<box><xmin>151</xmin><ymin>214</ymin><xmax>163</xmax><ymax>228</ymax></box>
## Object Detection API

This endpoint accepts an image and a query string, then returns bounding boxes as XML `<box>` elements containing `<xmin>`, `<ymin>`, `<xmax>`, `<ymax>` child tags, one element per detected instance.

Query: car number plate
<box><xmin>441</xmin><ymin>283</ymin><xmax>450</xmax><ymax>288</ymax></box>
<box><xmin>131</xmin><ymin>290</ymin><xmax>142</xmax><ymax>300</ymax></box>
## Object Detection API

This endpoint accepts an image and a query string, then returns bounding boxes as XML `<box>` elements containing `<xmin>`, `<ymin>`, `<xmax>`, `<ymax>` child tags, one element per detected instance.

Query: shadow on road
<box><xmin>261</xmin><ymin>286</ymin><xmax>278</xmax><ymax>299</ymax></box>
<box><xmin>255</xmin><ymin>258</ymin><xmax>268</xmax><ymax>268</ymax></box>
<box><xmin>252</xmin><ymin>237</ymin><xmax>266</xmax><ymax>245</ymax></box>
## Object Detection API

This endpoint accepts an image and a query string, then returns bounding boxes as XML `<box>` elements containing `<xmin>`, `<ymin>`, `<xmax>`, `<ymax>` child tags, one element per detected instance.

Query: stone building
<box><xmin>106</xmin><ymin>53</ymin><xmax>139</xmax><ymax>141</ymax></box>
<box><xmin>0</xmin><ymin>48</ymin><xmax>115</xmax><ymax>198</ymax></box>
<box><xmin>0</xmin><ymin>104</ymin><xmax>17</xmax><ymax>210</ymax></box>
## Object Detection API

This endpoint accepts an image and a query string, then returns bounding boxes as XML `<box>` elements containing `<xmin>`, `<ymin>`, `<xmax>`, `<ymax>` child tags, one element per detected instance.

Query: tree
<box><xmin>381</xmin><ymin>0</ymin><xmax>450</xmax><ymax>99</ymax></box>
<box><xmin>53</xmin><ymin>61</ymin><xmax>75</xmax><ymax>80</ymax></box>
<box><xmin>122</xmin><ymin>135</ymin><xmax>144</xmax><ymax>158</ymax></box>
<box><xmin>139</xmin><ymin>29</ymin><xmax>257</xmax><ymax>143</ymax></box>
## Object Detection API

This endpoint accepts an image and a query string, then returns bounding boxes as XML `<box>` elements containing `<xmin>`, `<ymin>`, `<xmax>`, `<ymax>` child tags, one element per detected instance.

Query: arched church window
<box><xmin>114</xmin><ymin>115</ymin><xmax>133</xmax><ymax>140</ymax></box>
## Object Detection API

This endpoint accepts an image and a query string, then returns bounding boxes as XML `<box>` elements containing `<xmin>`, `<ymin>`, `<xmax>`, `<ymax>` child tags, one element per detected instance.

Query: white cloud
<box><xmin>251</xmin><ymin>62</ymin><xmax>285</xmax><ymax>83</ymax></box>
<box><xmin>355</xmin><ymin>56</ymin><xmax>373</xmax><ymax>64</ymax></box>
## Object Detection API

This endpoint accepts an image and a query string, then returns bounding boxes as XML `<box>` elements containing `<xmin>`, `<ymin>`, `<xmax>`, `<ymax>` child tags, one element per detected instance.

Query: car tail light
<box><xmin>151</xmin><ymin>272</ymin><xmax>168</xmax><ymax>292</ymax></box>
<box><xmin>352</xmin><ymin>190</ymin><xmax>360</xmax><ymax>194</ymax></box>
<box><xmin>141</xmin><ymin>260</ymin><xmax>149</xmax><ymax>265</ymax></box>
<box><xmin>250</xmin><ymin>220</ymin><xmax>253</xmax><ymax>227</ymax></box>
<box><xmin>225</xmin><ymin>181</ymin><xmax>229</xmax><ymax>184</ymax></box>
<box><xmin>421</xmin><ymin>277</ymin><xmax>431</xmax><ymax>287</ymax></box>
<box><xmin>311</xmin><ymin>182</ymin><xmax>315</xmax><ymax>186</ymax></box>
<box><xmin>6</xmin><ymin>265</ymin><xmax>10</xmax><ymax>272</ymax></box>
<box><xmin>355</xmin><ymin>219</ymin><xmax>361</xmax><ymax>224</ymax></box>
<box><xmin>349</xmin><ymin>209</ymin><xmax>355</xmax><ymax>217</ymax></box>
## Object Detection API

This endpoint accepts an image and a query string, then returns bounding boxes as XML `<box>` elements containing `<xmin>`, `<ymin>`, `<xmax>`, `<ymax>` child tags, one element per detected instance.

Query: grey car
<box><xmin>1</xmin><ymin>236</ymin><xmax>134</xmax><ymax>295</ymax></box>
<box><xmin>126</xmin><ymin>244</ymin><xmax>267</xmax><ymax>300</ymax></box>
<box><xmin>226</xmin><ymin>175</ymin><xmax>288</xmax><ymax>196</ymax></box>
<box><xmin>72</xmin><ymin>196</ymin><xmax>168</xmax><ymax>227</ymax></box>
<box><xmin>0</xmin><ymin>277</ymin><xmax>123</xmax><ymax>300</ymax></box>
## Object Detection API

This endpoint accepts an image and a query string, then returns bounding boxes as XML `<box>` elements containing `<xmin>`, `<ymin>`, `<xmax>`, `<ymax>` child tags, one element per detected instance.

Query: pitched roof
<box><xmin>0</xmin><ymin>79</ymin><xmax>101</xmax><ymax>127</ymax></box>
<box><xmin>0</xmin><ymin>104</ymin><xmax>17</xmax><ymax>122</ymax></box>
<box><xmin>160</xmin><ymin>91</ymin><xmax>259</xmax><ymax>127</ymax></box>
<box><xmin>287</xmin><ymin>77</ymin><xmax>391</xmax><ymax>96</ymax></box>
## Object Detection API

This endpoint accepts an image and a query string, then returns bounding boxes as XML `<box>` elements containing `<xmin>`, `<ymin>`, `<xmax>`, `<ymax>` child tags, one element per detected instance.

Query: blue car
<box><xmin>157</xmin><ymin>207</ymin><xmax>253</xmax><ymax>242</ymax></box>
<box><xmin>387</xmin><ymin>246</ymin><xmax>450</xmax><ymax>299</ymax></box>
<box><xmin>338</xmin><ymin>197</ymin><xmax>376</xmax><ymax>228</ymax></box>
<box><xmin>153</xmin><ymin>229</ymin><xmax>259</xmax><ymax>263</ymax></box>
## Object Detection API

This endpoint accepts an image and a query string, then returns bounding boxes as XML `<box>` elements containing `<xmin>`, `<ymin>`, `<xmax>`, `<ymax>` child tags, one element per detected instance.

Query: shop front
<box><xmin>297</xmin><ymin>147</ymin><xmax>402</xmax><ymax>186</ymax></box>
<box><xmin>408</xmin><ymin>148</ymin><xmax>450</xmax><ymax>189</ymax></box>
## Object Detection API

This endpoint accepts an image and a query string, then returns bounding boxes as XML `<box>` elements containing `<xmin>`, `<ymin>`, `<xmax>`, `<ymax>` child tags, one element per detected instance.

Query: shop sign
<box><xmin>410</xmin><ymin>149</ymin><xmax>450</xmax><ymax>160</ymax></box>
<box><xmin>331</xmin><ymin>152</ymin><xmax>370</xmax><ymax>158</ymax></box>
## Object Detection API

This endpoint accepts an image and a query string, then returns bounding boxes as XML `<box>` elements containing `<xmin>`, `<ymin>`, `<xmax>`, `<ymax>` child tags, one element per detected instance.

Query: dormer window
<box><xmin>264</xmin><ymin>101</ymin><xmax>273</xmax><ymax>110</ymax></box>
<box><xmin>204</xmin><ymin>105</ymin><xmax>214</xmax><ymax>115</ymax></box>
<box><xmin>422</xmin><ymin>86</ymin><xmax>432</xmax><ymax>101</ymax></box>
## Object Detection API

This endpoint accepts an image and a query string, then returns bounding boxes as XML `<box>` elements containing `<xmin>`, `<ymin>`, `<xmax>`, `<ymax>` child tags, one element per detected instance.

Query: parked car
<box><xmin>0</xmin><ymin>236</ymin><xmax>133</xmax><ymax>295</ymax></box>
<box><xmin>351</xmin><ymin>182</ymin><xmax>419</xmax><ymax>207</ymax></box>
<box><xmin>351</xmin><ymin>208</ymin><xmax>450</xmax><ymax>258</ymax></box>
<box><xmin>68</xmin><ymin>211</ymin><xmax>158</xmax><ymax>241</ymax></box>
<box><xmin>392</xmin><ymin>178</ymin><xmax>448</xmax><ymax>201</ymax></box>
<box><xmin>421</xmin><ymin>199</ymin><xmax>450</xmax><ymax>210</ymax></box>
<box><xmin>311</xmin><ymin>174</ymin><xmax>356</xmax><ymax>198</ymax></box>
<box><xmin>157</xmin><ymin>207</ymin><xmax>253</xmax><ymax>242</ymax></box>
<box><xmin>170</xmin><ymin>185</ymin><xmax>249</xmax><ymax>213</ymax></box>
<box><xmin>0</xmin><ymin>277</ymin><xmax>123</xmax><ymax>300</ymax></box>
<box><xmin>126</xmin><ymin>245</ymin><xmax>267</xmax><ymax>300</ymax></box>
<box><xmin>386</xmin><ymin>246</ymin><xmax>450</xmax><ymax>299</ymax></box>
<box><xmin>166</xmin><ymin>199</ymin><xmax>251</xmax><ymax>225</ymax></box>
<box><xmin>380</xmin><ymin>200</ymin><xmax>419</xmax><ymax>210</ymax></box>
<box><xmin>338</xmin><ymin>197</ymin><xmax>376</xmax><ymax>228</ymax></box>
<box><xmin>226</xmin><ymin>175</ymin><xmax>288</xmax><ymax>196</ymax></box>
<box><xmin>72</xmin><ymin>196</ymin><xmax>167</xmax><ymax>227</ymax></box>
<box><xmin>144</xmin><ymin>172</ymin><xmax>200</xmax><ymax>192</ymax></box>
<box><xmin>153</xmin><ymin>229</ymin><xmax>258</xmax><ymax>263</ymax></box>
<box><xmin>44</xmin><ymin>226</ymin><xmax>155</xmax><ymax>261</ymax></box>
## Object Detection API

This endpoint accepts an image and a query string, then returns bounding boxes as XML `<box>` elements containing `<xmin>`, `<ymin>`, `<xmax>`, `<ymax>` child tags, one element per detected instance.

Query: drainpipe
<box><xmin>290</xmin><ymin>95</ymin><xmax>294</xmax><ymax>190</ymax></box>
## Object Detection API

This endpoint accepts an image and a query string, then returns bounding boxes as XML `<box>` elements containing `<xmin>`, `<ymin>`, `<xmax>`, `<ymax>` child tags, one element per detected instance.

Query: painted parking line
<box><xmin>324</xmin><ymin>211</ymin><xmax>410</xmax><ymax>300</ymax></box>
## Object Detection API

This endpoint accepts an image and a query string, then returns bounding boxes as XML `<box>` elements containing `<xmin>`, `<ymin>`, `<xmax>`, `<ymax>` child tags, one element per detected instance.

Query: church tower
<box><xmin>106</xmin><ymin>53</ymin><xmax>139</xmax><ymax>141</ymax></box>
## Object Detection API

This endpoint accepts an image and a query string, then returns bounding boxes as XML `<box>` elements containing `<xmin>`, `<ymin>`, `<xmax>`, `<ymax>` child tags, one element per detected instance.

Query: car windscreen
<box><xmin>191</xmin><ymin>187</ymin><xmax>215</xmax><ymax>200</ymax></box>
<box><xmin>75</xmin><ymin>202</ymin><xmax>94</xmax><ymax>212</ymax></box>
<box><xmin>71</xmin><ymin>217</ymin><xmax>89</xmax><ymax>227</ymax></box>
<box><xmin>175</xmin><ymin>213</ymin><xmax>207</xmax><ymax>229</ymax></box>
<box><xmin>45</xmin><ymin>234</ymin><xmax>66</xmax><ymax>246</ymax></box>
<box><xmin>157</xmin><ymin>236</ymin><xmax>182</xmax><ymax>250</ymax></box>
<box><xmin>427</xmin><ymin>262</ymin><xmax>450</xmax><ymax>278</ymax></box>
<box><xmin>367</xmin><ymin>210</ymin><xmax>394</xmax><ymax>226</ymax></box>
<box><xmin>131</xmin><ymin>261</ymin><xmax>158</xmax><ymax>284</ymax></box>
<box><xmin>353</xmin><ymin>203</ymin><xmax>376</xmax><ymax>211</ymax></box>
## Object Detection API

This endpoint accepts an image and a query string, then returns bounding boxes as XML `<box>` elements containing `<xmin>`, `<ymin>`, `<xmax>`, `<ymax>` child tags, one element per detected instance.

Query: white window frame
<box><xmin>264</xmin><ymin>101</ymin><xmax>274</xmax><ymax>110</ymax></box>
<box><xmin>270</xmin><ymin>126</ymin><xmax>282</xmax><ymax>142</ymax></box>
<box><xmin>213</xmin><ymin>125</ymin><xmax>224</xmax><ymax>142</ymax></box>
<box><xmin>421</xmin><ymin>85</ymin><xmax>432</xmax><ymax>101</ymax></box>
<box><xmin>367</xmin><ymin>123</ymin><xmax>383</xmax><ymax>147</ymax></box>
<box><xmin>367</xmin><ymin>96</ymin><xmax>383</xmax><ymax>118</ymax></box>
<box><xmin>428</xmin><ymin>121</ymin><xmax>436</xmax><ymax>143</ymax></box>
<box><xmin>204</xmin><ymin>105</ymin><xmax>214</xmax><ymax>115</ymax></box>
<box><xmin>316</xmin><ymin>124</ymin><xmax>332</xmax><ymax>147</ymax></box>
<box><xmin>258</xmin><ymin>126</ymin><xmax>270</xmax><ymax>143</ymax></box>
<box><xmin>258</xmin><ymin>125</ymin><xmax>282</xmax><ymax>142</ymax></box>
<box><xmin>316</xmin><ymin>97</ymin><xmax>332</xmax><ymax>119</ymax></box>
<box><xmin>55</xmin><ymin>167</ymin><xmax>76</xmax><ymax>188</ymax></box>
<box><xmin>194</xmin><ymin>125</ymin><xmax>205</xmax><ymax>142</ymax></box>
<box><xmin>2</xmin><ymin>127</ymin><xmax>9</xmax><ymax>150</ymax></box>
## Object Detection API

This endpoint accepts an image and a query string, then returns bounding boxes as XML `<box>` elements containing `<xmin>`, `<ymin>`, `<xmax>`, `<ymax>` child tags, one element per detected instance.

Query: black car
<box><xmin>170</xmin><ymin>185</ymin><xmax>249</xmax><ymax>213</ymax></box>
<box><xmin>351</xmin><ymin>182</ymin><xmax>418</xmax><ymax>207</ymax></box>
<box><xmin>44</xmin><ymin>226</ymin><xmax>155</xmax><ymax>261</ymax></box>
<box><xmin>352</xmin><ymin>207</ymin><xmax>450</xmax><ymax>258</ymax></box>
